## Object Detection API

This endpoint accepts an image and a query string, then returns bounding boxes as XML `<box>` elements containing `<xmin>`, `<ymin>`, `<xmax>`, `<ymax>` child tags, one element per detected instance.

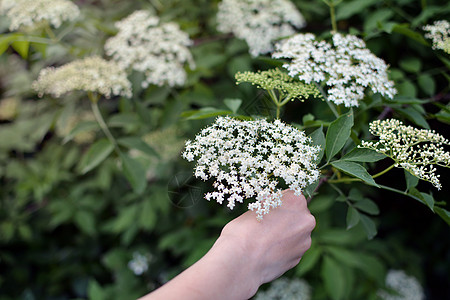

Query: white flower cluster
<box><xmin>182</xmin><ymin>116</ymin><xmax>320</xmax><ymax>220</ymax></box>
<box><xmin>104</xmin><ymin>10</ymin><xmax>195</xmax><ymax>88</ymax></box>
<box><xmin>255</xmin><ymin>277</ymin><xmax>311</xmax><ymax>300</ymax></box>
<box><xmin>127</xmin><ymin>252</ymin><xmax>151</xmax><ymax>276</ymax></box>
<box><xmin>273</xmin><ymin>33</ymin><xmax>397</xmax><ymax>107</ymax></box>
<box><xmin>32</xmin><ymin>56</ymin><xmax>132</xmax><ymax>99</ymax></box>
<box><xmin>216</xmin><ymin>0</ymin><xmax>306</xmax><ymax>57</ymax></box>
<box><xmin>0</xmin><ymin>0</ymin><xmax>80</xmax><ymax>31</ymax></box>
<box><xmin>423</xmin><ymin>20</ymin><xmax>450</xmax><ymax>54</ymax></box>
<box><xmin>360</xmin><ymin>119</ymin><xmax>450</xmax><ymax>190</ymax></box>
<box><xmin>377</xmin><ymin>270</ymin><xmax>424</xmax><ymax>300</ymax></box>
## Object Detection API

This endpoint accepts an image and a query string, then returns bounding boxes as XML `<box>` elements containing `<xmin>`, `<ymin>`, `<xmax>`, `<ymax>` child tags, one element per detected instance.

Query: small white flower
<box><xmin>378</xmin><ymin>270</ymin><xmax>424</xmax><ymax>300</ymax></box>
<box><xmin>32</xmin><ymin>56</ymin><xmax>132</xmax><ymax>98</ymax></box>
<box><xmin>423</xmin><ymin>20</ymin><xmax>450</xmax><ymax>54</ymax></box>
<box><xmin>182</xmin><ymin>116</ymin><xmax>320</xmax><ymax>220</ymax></box>
<box><xmin>360</xmin><ymin>119</ymin><xmax>449</xmax><ymax>189</ymax></box>
<box><xmin>255</xmin><ymin>277</ymin><xmax>311</xmax><ymax>300</ymax></box>
<box><xmin>217</xmin><ymin>0</ymin><xmax>306</xmax><ymax>57</ymax></box>
<box><xmin>104</xmin><ymin>10</ymin><xmax>194</xmax><ymax>88</ymax></box>
<box><xmin>0</xmin><ymin>0</ymin><xmax>80</xmax><ymax>31</ymax></box>
<box><xmin>128</xmin><ymin>252</ymin><xmax>151</xmax><ymax>276</ymax></box>
<box><xmin>273</xmin><ymin>33</ymin><xmax>397</xmax><ymax>107</ymax></box>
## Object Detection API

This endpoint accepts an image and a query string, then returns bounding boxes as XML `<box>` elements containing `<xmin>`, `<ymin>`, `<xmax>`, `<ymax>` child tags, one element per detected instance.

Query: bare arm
<box><xmin>139</xmin><ymin>190</ymin><xmax>315</xmax><ymax>300</ymax></box>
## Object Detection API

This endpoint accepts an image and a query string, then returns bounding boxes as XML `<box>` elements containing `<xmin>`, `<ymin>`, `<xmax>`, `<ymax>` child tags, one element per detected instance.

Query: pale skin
<box><xmin>139</xmin><ymin>190</ymin><xmax>316</xmax><ymax>300</ymax></box>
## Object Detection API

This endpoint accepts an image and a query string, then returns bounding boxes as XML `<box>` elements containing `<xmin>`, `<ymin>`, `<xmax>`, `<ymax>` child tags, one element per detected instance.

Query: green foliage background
<box><xmin>0</xmin><ymin>0</ymin><xmax>449</xmax><ymax>299</ymax></box>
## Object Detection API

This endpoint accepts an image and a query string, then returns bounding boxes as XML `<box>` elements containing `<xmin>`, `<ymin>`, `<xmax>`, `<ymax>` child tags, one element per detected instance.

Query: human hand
<box><xmin>217</xmin><ymin>190</ymin><xmax>316</xmax><ymax>289</ymax></box>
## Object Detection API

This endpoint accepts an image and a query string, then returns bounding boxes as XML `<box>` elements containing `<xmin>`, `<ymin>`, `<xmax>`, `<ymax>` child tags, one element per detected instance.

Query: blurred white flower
<box><xmin>0</xmin><ymin>0</ymin><xmax>80</xmax><ymax>31</ymax></box>
<box><xmin>32</xmin><ymin>56</ymin><xmax>132</xmax><ymax>98</ymax></box>
<box><xmin>378</xmin><ymin>270</ymin><xmax>424</xmax><ymax>300</ymax></box>
<box><xmin>273</xmin><ymin>33</ymin><xmax>397</xmax><ymax>107</ymax></box>
<box><xmin>104</xmin><ymin>10</ymin><xmax>194</xmax><ymax>88</ymax></box>
<box><xmin>128</xmin><ymin>252</ymin><xmax>151</xmax><ymax>276</ymax></box>
<box><xmin>360</xmin><ymin>119</ymin><xmax>449</xmax><ymax>190</ymax></box>
<box><xmin>423</xmin><ymin>20</ymin><xmax>450</xmax><ymax>54</ymax></box>
<box><xmin>217</xmin><ymin>0</ymin><xmax>306</xmax><ymax>57</ymax></box>
<box><xmin>182</xmin><ymin>116</ymin><xmax>320</xmax><ymax>220</ymax></box>
<box><xmin>255</xmin><ymin>277</ymin><xmax>311</xmax><ymax>300</ymax></box>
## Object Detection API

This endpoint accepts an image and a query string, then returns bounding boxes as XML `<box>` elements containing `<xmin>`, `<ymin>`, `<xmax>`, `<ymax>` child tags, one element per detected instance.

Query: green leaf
<box><xmin>11</xmin><ymin>40</ymin><xmax>29</xmax><ymax>59</ymax></box>
<box><xmin>331</xmin><ymin>160</ymin><xmax>379</xmax><ymax>187</ymax></box>
<box><xmin>88</xmin><ymin>280</ymin><xmax>106</xmax><ymax>300</ymax></box>
<box><xmin>296</xmin><ymin>243</ymin><xmax>321</xmax><ymax>276</ymax></box>
<box><xmin>321</xmin><ymin>256</ymin><xmax>347</xmax><ymax>300</ymax></box>
<box><xmin>308</xmin><ymin>195</ymin><xmax>334</xmax><ymax>214</ymax></box>
<box><xmin>420</xmin><ymin>192</ymin><xmax>435</xmax><ymax>211</ymax></box>
<box><xmin>353</xmin><ymin>199</ymin><xmax>380</xmax><ymax>215</ymax></box>
<box><xmin>119</xmin><ymin>153</ymin><xmax>147</xmax><ymax>194</ymax></box>
<box><xmin>346</xmin><ymin>207</ymin><xmax>360</xmax><ymax>229</ymax></box>
<box><xmin>396</xmin><ymin>106</ymin><xmax>430</xmax><ymax>129</ymax></box>
<box><xmin>399</xmin><ymin>57</ymin><xmax>422</xmax><ymax>73</ymax></box>
<box><xmin>341</xmin><ymin>147</ymin><xmax>386</xmax><ymax>162</ymax></box>
<box><xmin>181</xmin><ymin>107</ymin><xmax>232</xmax><ymax>120</ymax></box>
<box><xmin>223</xmin><ymin>98</ymin><xmax>242</xmax><ymax>114</ymax></box>
<box><xmin>62</xmin><ymin>121</ymin><xmax>99</xmax><ymax>144</ymax></box>
<box><xmin>78</xmin><ymin>139</ymin><xmax>114</xmax><ymax>174</ymax></box>
<box><xmin>434</xmin><ymin>207</ymin><xmax>450</xmax><ymax>226</ymax></box>
<box><xmin>309</xmin><ymin>125</ymin><xmax>325</xmax><ymax>163</ymax></box>
<box><xmin>117</xmin><ymin>136</ymin><xmax>159</xmax><ymax>158</ymax></box>
<box><xmin>326</xmin><ymin>111</ymin><xmax>354</xmax><ymax>161</ymax></box>
<box><xmin>382</xmin><ymin>22</ymin><xmax>428</xmax><ymax>45</ymax></box>
<box><xmin>360</xmin><ymin>214</ymin><xmax>377</xmax><ymax>239</ymax></box>
<box><xmin>418</xmin><ymin>74</ymin><xmax>436</xmax><ymax>96</ymax></box>
<box><xmin>74</xmin><ymin>210</ymin><xmax>96</xmax><ymax>236</ymax></box>
<box><xmin>335</xmin><ymin>0</ymin><xmax>378</xmax><ymax>21</ymax></box>
<box><xmin>404</xmin><ymin>169</ymin><xmax>419</xmax><ymax>191</ymax></box>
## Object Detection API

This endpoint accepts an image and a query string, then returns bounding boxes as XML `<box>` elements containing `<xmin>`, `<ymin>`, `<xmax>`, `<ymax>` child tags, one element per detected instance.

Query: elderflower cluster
<box><xmin>0</xmin><ymin>0</ymin><xmax>80</xmax><ymax>31</ymax></box>
<box><xmin>32</xmin><ymin>56</ymin><xmax>132</xmax><ymax>99</ymax></box>
<box><xmin>377</xmin><ymin>270</ymin><xmax>424</xmax><ymax>300</ymax></box>
<box><xmin>217</xmin><ymin>0</ymin><xmax>306</xmax><ymax>57</ymax></box>
<box><xmin>360</xmin><ymin>119</ymin><xmax>450</xmax><ymax>190</ymax></box>
<box><xmin>127</xmin><ymin>252</ymin><xmax>153</xmax><ymax>276</ymax></box>
<box><xmin>235</xmin><ymin>68</ymin><xmax>321</xmax><ymax>102</ymax></box>
<box><xmin>55</xmin><ymin>110</ymin><xmax>96</xmax><ymax>144</ymax></box>
<box><xmin>423</xmin><ymin>20</ymin><xmax>450</xmax><ymax>54</ymax></box>
<box><xmin>273</xmin><ymin>33</ymin><xmax>397</xmax><ymax>107</ymax></box>
<box><xmin>182</xmin><ymin>116</ymin><xmax>320</xmax><ymax>220</ymax></box>
<box><xmin>104</xmin><ymin>10</ymin><xmax>195</xmax><ymax>88</ymax></box>
<box><xmin>255</xmin><ymin>277</ymin><xmax>311</xmax><ymax>300</ymax></box>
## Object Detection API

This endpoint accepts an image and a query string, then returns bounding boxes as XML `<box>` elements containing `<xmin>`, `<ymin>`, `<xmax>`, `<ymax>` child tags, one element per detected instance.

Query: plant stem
<box><xmin>315</xmin><ymin>83</ymin><xmax>339</xmax><ymax>118</ymax></box>
<box><xmin>372</xmin><ymin>164</ymin><xmax>395</xmax><ymax>179</ymax></box>
<box><xmin>44</xmin><ymin>23</ymin><xmax>58</xmax><ymax>42</ymax></box>
<box><xmin>421</xmin><ymin>0</ymin><xmax>427</xmax><ymax>10</ymax></box>
<box><xmin>89</xmin><ymin>93</ymin><xmax>120</xmax><ymax>153</ymax></box>
<box><xmin>330</xmin><ymin>1</ymin><xmax>337</xmax><ymax>32</ymax></box>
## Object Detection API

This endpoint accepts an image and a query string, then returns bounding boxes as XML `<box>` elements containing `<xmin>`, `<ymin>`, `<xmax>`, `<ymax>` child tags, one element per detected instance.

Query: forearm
<box><xmin>139</xmin><ymin>236</ymin><xmax>260</xmax><ymax>300</ymax></box>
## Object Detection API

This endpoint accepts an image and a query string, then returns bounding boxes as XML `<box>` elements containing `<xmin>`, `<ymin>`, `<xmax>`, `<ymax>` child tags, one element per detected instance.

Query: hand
<box><xmin>217</xmin><ymin>189</ymin><xmax>316</xmax><ymax>290</ymax></box>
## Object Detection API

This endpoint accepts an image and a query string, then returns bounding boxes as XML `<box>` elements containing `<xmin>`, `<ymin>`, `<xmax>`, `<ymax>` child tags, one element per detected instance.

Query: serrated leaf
<box><xmin>342</xmin><ymin>147</ymin><xmax>386</xmax><ymax>162</ymax></box>
<box><xmin>353</xmin><ymin>199</ymin><xmax>380</xmax><ymax>215</ymax></box>
<box><xmin>360</xmin><ymin>214</ymin><xmax>377</xmax><ymax>240</ymax></box>
<box><xmin>346</xmin><ymin>206</ymin><xmax>360</xmax><ymax>229</ymax></box>
<box><xmin>331</xmin><ymin>160</ymin><xmax>379</xmax><ymax>187</ymax></box>
<box><xmin>120</xmin><ymin>153</ymin><xmax>147</xmax><ymax>194</ymax></box>
<box><xmin>326</xmin><ymin>111</ymin><xmax>354</xmax><ymax>162</ymax></box>
<box><xmin>117</xmin><ymin>136</ymin><xmax>159</xmax><ymax>158</ymax></box>
<box><xmin>223</xmin><ymin>98</ymin><xmax>242</xmax><ymax>114</ymax></box>
<box><xmin>309</xmin><ymin>125</ymin><xmax>325</xmax><ymax>163</ymax></box>
<box><xmin>78</xmin><ymin>139</ymin><xmax>114</xmax><ymax>174</ymax></box>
